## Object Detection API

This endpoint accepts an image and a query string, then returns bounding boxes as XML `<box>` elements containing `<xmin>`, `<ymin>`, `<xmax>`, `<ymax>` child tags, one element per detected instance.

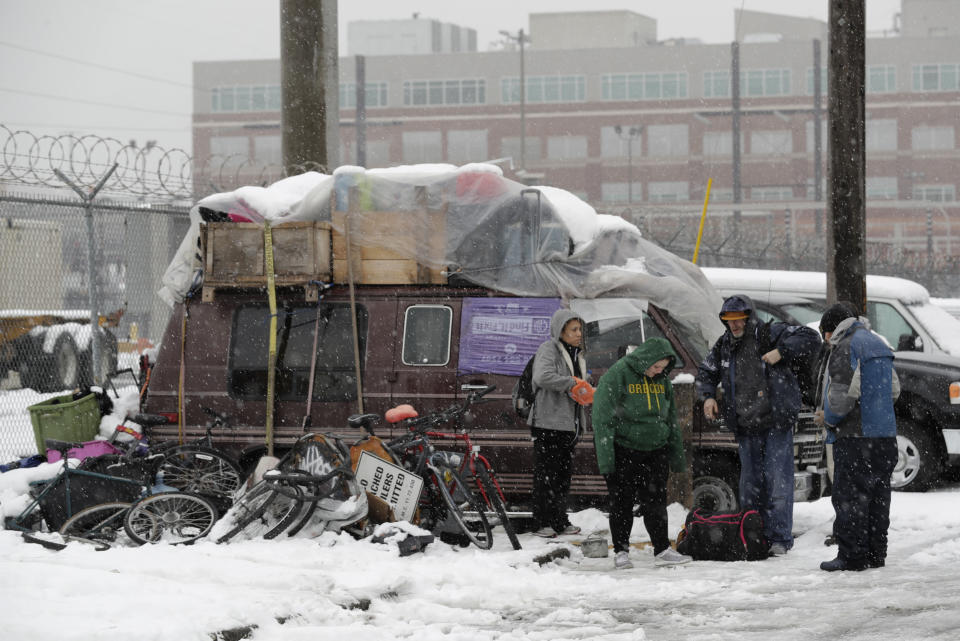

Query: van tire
<box><xmin>892</xmin><ymin>420</ymin><xmax>942</xmax><ymax>491</ymax></box>
<box><xmin>692</xmin><ymin>474</ymin><xmax>739</xmax><ymax>513</ymax></box>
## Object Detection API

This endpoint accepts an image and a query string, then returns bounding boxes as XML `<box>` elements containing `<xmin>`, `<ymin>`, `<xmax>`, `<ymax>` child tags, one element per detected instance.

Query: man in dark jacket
<box><xmin>816</xmin><ymin>303</ymin><xmax>900</xmax><ymax>571</ymax></box>
<box><xmin>695</xmin><ymin>294</ymin><xmax>821</xmax><ymax>555</ymax></box>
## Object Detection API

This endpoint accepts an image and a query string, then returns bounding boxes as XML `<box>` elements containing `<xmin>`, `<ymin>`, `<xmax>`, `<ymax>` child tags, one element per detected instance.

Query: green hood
<box><xmin>622</xmin><ymin>336</ymin><xmax>677</xmax><ymax>378</ymax></box>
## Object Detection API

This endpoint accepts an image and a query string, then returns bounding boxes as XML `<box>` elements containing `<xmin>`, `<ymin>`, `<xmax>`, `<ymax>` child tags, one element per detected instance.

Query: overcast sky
<box><xmin>0</xmin><ymin>0</ymin><xmax>902</xmax><ymax>155</ymax></box>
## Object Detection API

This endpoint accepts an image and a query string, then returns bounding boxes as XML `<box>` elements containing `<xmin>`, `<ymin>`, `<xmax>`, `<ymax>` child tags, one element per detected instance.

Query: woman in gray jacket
<box><xmin>529</xmin><ymin>308</ymin><xmax>592</xmax><ymax>537</ymax></box>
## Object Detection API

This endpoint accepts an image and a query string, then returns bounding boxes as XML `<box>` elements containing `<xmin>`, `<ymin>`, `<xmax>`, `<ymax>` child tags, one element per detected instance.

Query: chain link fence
<box><xmin>0</xmin><ymin>192</ymin><xmax>190</xmax><ymax>461</ymax></box>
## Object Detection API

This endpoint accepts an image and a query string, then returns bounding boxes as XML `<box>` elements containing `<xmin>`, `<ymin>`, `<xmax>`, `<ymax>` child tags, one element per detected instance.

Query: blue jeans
<box><xmin>737</xmin><ymin>424</ymin><xmax>795</xmax><ymax>547</ymax></box>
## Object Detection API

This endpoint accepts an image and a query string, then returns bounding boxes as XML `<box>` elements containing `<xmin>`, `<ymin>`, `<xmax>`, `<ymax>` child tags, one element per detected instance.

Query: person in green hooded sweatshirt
<box><xmin>592</xmin><ymin>337</ymin><xmax>692</xmax><ymax>570</ymax></box>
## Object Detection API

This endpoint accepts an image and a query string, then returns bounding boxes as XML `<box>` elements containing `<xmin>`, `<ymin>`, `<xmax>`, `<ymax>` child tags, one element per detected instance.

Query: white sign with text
<box><xmin>354</xmin><ymin>451</ymin><xmax>424</xmax><ymax>523</ymax></box>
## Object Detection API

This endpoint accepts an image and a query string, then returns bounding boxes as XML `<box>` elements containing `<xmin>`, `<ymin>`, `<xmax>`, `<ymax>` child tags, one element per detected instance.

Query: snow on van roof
<box><xmin>159</xmin><ymin>164</ymin><xmax>724</xmax><ymax>346</ymax></box>
<box><xmin>702</xmin><ymin>267</ymin><xmax>931</xmax><ymax>305</ymax></box>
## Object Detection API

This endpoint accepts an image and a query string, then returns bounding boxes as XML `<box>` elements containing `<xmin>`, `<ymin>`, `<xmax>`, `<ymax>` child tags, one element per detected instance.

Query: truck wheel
<box><xmin>48</xmin><ymin>333</ymin><xmax>81</xmax><ymax>392</ymax></box>
<box><xmin>692</xmin><ymin>475</ymin><xmax>739</xmax><ymax>512</ymax></box>
<box><xmin>80</xmin><ymin>328</ymin><xmax>118</xmax><ymax>386</ymax></box>
<box><xmin>892</xmin><ymin>420</ymin><xmax>943</xmax><ymax>491</ymax></box>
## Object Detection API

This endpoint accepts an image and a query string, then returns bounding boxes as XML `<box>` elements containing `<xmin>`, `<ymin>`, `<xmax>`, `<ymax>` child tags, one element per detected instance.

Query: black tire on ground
<box><xmin>433</xmin><ymin>466</ymin><xmax>493</xmax><ymax>550</ymax></box>
<box><xmin>59</xmin><ymin>501</ymin><xmax>133</xmax><ymax>545</ymax></box>
<box><xmin>48</xmin><ymin>333</ymin><xmax>81</xmax><ymax>392</ymax></box>
<box><xmin>79</xmin><ymin>328</ymin><xmax>118</xmax><ymax>387</ymax></box>
<box><xmin>474</xmin><ymin>465</ymin><xmax>521</xmax><ymax>550</ymax></box>
<box><xmin>158</xmin><ymin>445</ymin><xmax>244</xmax><ymax>502</ymax></box>
<box><xmin>123</xmin><ymin>492</ymin><xmax>218</xmax><ymax>545</ymax></box>
<box><xmin>892</xmin><ymin>419</ymin><xmax>943</xmax><ymax>491</ymax></box>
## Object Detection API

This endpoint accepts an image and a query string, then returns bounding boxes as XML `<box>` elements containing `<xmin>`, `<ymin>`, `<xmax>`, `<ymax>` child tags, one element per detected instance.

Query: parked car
<box><xmin>704</xmin><ymin>267</ymin><xmax>960</xmax><ymax>491</ymax></box>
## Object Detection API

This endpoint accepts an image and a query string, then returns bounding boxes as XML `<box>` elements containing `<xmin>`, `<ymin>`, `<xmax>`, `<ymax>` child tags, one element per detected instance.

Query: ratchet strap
<box><xmin>264</xmin><ymin>222</ymin><xmax>278</xmax><ymax>457</ymax></box>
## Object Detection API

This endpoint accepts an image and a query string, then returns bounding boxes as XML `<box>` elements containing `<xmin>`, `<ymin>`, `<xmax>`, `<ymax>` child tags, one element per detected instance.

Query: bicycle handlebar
<box><xmin>403</xmin><ymin>384</ymin><xmax>497</xmax><ymax>433</ymax></box>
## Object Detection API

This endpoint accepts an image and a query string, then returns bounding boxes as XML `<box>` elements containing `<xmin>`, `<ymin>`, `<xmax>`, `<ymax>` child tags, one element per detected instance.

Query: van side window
<box><xmin>228</xmin><ymin>303</ymin><xmax>367</xmax><ymax>401</ymax></box>
<box><xmin>867</xmin><ymin>302</ymin><xmax>917</xmax><ymax>351</ymax></box>
<box><xmin>402</xmin><ymin>305</ymin><xmax>452</xmax><ymax>366</ymax></box>
<box><xmin>585</xmin><ymin>313</ymin><xmax>683</xmax><ymax>370</ymax></box>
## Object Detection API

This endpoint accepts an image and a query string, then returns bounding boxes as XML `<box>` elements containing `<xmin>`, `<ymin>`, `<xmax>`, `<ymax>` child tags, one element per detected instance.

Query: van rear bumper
<box><xmin>794</xmin><ymin>467</ymin><xmax>829</xmax><ymax>502</ymax></box>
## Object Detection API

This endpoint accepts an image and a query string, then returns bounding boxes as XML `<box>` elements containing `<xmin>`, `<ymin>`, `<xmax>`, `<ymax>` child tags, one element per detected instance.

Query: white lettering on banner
<box><xmin>472</xmin><ymin>315</ymin><xmax>534</xmax><ymax>335</ymax></box>
<box><xmin>355</xmin><ymin>451</ymin><xmax>424</xmax><ymax>522</ymax></box>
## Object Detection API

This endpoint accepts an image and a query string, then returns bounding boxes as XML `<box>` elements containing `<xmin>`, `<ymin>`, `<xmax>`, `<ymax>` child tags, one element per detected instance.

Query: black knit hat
<box><xmin>819</xmin><ymin>302</ymin><xmax>858</xmax><ymax>334</ymax></box>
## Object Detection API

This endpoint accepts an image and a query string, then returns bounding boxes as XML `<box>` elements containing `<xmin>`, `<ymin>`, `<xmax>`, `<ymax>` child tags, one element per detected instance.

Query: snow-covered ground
<box><xmin>2</xmin><ymin>386</ymin><xmax>960</xmax><ymax>641</ymax></box>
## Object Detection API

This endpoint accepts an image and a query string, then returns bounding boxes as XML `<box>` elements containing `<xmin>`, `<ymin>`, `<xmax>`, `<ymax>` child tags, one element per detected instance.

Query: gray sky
<box><xmin>0</xmin><ymin>0</ymin><xmax>902</xmax><ymax>154</ymax></box>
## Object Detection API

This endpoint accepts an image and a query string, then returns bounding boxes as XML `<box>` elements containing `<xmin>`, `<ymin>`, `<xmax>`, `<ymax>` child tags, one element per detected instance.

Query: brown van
<box><xmin>142</xmin><ymin>282</ymin><xmax>826</xmax><ymax>512</ymax></box>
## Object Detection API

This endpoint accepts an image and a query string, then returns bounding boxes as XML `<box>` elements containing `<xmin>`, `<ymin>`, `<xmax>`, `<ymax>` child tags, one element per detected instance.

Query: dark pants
<box><xmin>607</xmin><ymin>445</ymin><xmax>670</xmax><ymax>554</ymax></box>
<box><xmin>531</xmin><ymin>427</ymin><xmax>577</xmax><ymax>531</ymax></box>
<box><xmin>832</xmin><ymin>436</ymin><xmax>898</xmax><ymax>567</ymax></box>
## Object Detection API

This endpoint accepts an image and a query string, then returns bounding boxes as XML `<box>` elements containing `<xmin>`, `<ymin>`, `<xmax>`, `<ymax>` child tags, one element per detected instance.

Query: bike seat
<box><xmin>44</xmin><ymin>439</ymin><xmax>81</xmax><ymax>453</ymax></box>
<box><xmin>131</xmin><ymin>413</ymin><xmax>171</xmax><ymax>427</ymax></box>
<box><xmin>347</xmin><ymin>413</ymin><xmax>381</xmax><ymax>429</ymax></box>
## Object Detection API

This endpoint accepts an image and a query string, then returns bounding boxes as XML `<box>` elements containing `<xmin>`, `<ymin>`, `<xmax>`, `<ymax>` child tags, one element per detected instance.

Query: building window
<box><xmin>340</xmin><ymin>82</ymin><xmax>389</xmax><ymax>109</ymax></box>
<box><xmin>750</xmin><ymin>130</ymin><xmax>792</xmax><ymax>156</ymax></box>
<box><xmin>502</xmin><ymin>75</ymin><xmax>585</xmax><ymax>104</ymax></box>
<box><xmin>867</xmin><ymin>65</ymin><xmax>897</xmax><ymax>93</ymax></box>
<box><xmin>253</xmin><ymin>136</ymin><xmax>281</xmax><ymax>165</ymax></box>
<box><xmin>805</xmin><ymin>68</ymin><xmax>829</xmax><ymax>95</ymax></box>
<box><xmin>648</xmin><ymin>181</ymin><xmax>689</xmax><ymax>202</ymax></box>
<box><xmin>402</xmin><ymin>305</ymin><xmax>452</xmax><ymax>366</ymax></box>
<box><xmin>447</xmin><ymin>129</ymin><xmax>488</xmax><ymax>164</ymax></box>
<box><xmin>742</xmin><ymin>69</ymin><xmax>791</xmax><ymax>97</ymax></box>
<box><xmin>703</xmin><ymin>131</ymin><xmax>733</xmax><ymax>156</ymax></box>
<box><xmin>210</xmin><ymin>136</ymin><xmax>249</xmax><ymax>158</ymax></box>
<box><xmin>600</xmin><ymin>126</ymin><xmax>642</xmax><ymax>158</ymax></box>
<box><xmin>546</xmin><ymin>135</ymin><xmax>587</xmax><ymax>160</ymax></box>
<box><xmin>601</xmin><ymin>72</ymin><xmax>689</xmax><ymax>100</ymax></box>
<box><xmin>600</xmin><ymin>182</ymin><xmax>643</xmax><ymax>203</ymax></box>
<box><xmin>912</xmin><ymin>63</ymin><xmax>960</xmax><ymax>92</ymax></box>
<box><xmin>704</xmin><ymin>71</ymin><xmax>730</xmax><ymax>98</ymax></box>
<box><xmin>710</xmin><ymin>188</ymin><xmax>733</xmax><ymax>202</ymax></box>
<box><xmin>500</xmin><ymin>136</ymin><xmax>542</xmax><ymax>163</ymax></box>
<box><xmin>866</xmin><ymin>176</ymin><xmax>898</xmax><ymax>200</ymax></box>
<box><xmin>805</xmin><ymin>120</ymin><xmax>829</xmax><ymax>154</ymax></box>
<box><xmin>402</xmin><ymin>131</ymin><xmax>442</xmax><ymax>163</ymax></box>
<box><xmin>403</xmin><ymin>79</ymin><xmax>485</xmax><ymax>106</ymax></box>
<box><xmin>866</xmin><ymin>119</ymin><xmax>897</xmax><ymax>152</ymax></box>
<box><xmin>912</xmin><ymin>184</ymin><xmax>956</xmax><ymax>202</ymax></box>
<box><xmin>211</xmin><ymin>85</ymin><xmax>281</xmax><ymax>113</ymax></box>
<box><xmin>647</xmin><ymin>124</ymin><xmax>689</xmax><ymax>157</ymax></box>
<box><xmin>751</xmin><ymin>186</ymin><xmax>793</xmax><ymax>201</ymax></box>
<box><xmin>912</xmin><ymin>125</ymin><xmax>955</xmax><ymax>151</ymax></box>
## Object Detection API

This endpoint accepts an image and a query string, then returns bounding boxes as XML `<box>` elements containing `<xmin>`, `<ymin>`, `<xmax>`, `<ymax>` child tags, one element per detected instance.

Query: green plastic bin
<box><xmin>27</xmin><ymin>393</ymin><xmax>101</xmax><ymax>456</ymax></box>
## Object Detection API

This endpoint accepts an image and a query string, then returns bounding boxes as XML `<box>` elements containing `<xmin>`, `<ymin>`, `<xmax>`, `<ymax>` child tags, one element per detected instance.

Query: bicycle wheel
<box><xmin>124</xmin><ymin>493</ymin><xmax>217</xmax><ymax>545</ymax></box>
<box><xmin>158</xmin><ymin>445</ymin><xmax>243</xmax><ymax>499</ymax></box>
<box><xmin>215</xmin><ymin>481</ymin><xmax>302</xmax><ymax>543</ymax></box>
<box><xmin>59</xmin><ymin>501</ymin><xmax>132</xmax><ymax>546</ymax></box>
<box><xmin>474</xmin><ymin>465</ymin><xmax>522</xmax><ymax>550</ymax></box>
<box><xmin>433</xmin><ymin>466</ymin><xmax>493</xmax><ymax>550</ymax></box>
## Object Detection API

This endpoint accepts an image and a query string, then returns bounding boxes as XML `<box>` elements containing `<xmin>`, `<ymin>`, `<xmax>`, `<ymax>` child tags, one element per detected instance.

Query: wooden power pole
<box><xmin>827</xmin><ymin>0</ymin><xmax>867</xmax><ymax>311</ymax></box>
<box><xmin>280</xmin><ymin>0</ymin><xmax>339</xmax><ymax>174</ymax></box>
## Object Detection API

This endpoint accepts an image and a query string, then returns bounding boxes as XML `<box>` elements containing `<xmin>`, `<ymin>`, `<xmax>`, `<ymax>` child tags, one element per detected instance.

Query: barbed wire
<box><xmin>0</xmin><ymin>125</ymin><xmax>322</xmax><ymax>201</ymax></box>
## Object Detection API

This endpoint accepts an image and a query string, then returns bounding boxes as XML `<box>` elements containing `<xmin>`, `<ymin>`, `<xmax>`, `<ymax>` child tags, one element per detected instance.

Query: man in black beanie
<box><xmin>815</xmin><ymin>302</ymin><xmax>900</xmax><ymax>571</ymax></box>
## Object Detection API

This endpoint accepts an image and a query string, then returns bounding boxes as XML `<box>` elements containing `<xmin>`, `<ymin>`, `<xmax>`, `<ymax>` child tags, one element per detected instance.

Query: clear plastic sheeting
<box><xmin>159</xmin><ymin>164</ymin><xmax>724</xmax><ymax>347</ymax></box>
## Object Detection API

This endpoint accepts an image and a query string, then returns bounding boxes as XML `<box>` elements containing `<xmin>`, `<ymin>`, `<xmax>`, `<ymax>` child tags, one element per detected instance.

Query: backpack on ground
<box><xmin>512</xmin><ymin>355</ymin><xmax>536</xmax><ymax>420</ymax></box>
<box><xmin>675</xmin><ymin>508</ymin><xmax>769</xmax><ymax>561</ymax></box>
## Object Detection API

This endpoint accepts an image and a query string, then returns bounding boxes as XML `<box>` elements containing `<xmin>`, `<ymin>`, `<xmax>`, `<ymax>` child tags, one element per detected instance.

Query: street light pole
<box><xmin>614</xmin><ymin>125</ymin><xmax>642</xmax><ymax>202</ymax></box>
<box><xmin>500</xmin><ymin>28</ymin><xmax>529</xmax><ymax>171</ymax></box>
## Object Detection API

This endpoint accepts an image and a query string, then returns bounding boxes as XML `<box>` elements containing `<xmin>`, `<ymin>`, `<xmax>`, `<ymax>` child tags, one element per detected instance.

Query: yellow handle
<box><xmin>692</xmin><ymin>178</ymin><xmax>713</xmax><ymax>265</ymax></box>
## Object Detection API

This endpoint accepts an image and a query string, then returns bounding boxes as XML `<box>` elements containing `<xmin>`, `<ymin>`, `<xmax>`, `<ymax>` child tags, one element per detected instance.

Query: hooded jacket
<box><xmin>528</xmin><ymin>308</ymin><xmax>588</xmax><ymax>433</ymax></box>
<box><xmin>823</xmin><ymin>316</ymin><xmax>899</xmax><ymax>438</ymax></box>
<box><xmin>695</xmin><ymin>294</ymin><xmax>822</xmax><ymax>434</ymax></box>
<box><xmin>592</xmin><ymin>337</ymin><xmax>686</xmax><ymax>474</ymax></box>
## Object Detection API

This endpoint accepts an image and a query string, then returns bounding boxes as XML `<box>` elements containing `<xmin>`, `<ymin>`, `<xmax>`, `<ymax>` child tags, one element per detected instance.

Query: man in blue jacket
<box><xmin>815</xmin><ymin>303</ymin><xmax>899</xmax><ymax>571</ymax></box>
<box><xmin>696</xmin><ymin>294</ymin><xmax>821</xmax><ymax>555</ymax></box>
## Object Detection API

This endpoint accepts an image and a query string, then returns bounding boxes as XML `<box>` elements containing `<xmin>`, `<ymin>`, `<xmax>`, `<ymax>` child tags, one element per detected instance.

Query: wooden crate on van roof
<box><xmin>199</xmin><ymin>221</ymin><xmax>332</xmax><ymax>301</ymax></box>
<box><xmin>331</xmin><ymin>189</ymin><xmax>447</xmax><ymax>285</ymax></box>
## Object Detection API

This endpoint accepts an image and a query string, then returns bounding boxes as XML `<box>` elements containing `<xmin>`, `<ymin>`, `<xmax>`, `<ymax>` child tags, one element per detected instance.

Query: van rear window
<box><xmin>402</xmin><ymin>305</ymin><xmax>452</xmax><ymax>366</ymax></box>
<box><xmin>228</xmin><ymin>303</ymin><xmax>367</xmax><ymax>401</ymax></box>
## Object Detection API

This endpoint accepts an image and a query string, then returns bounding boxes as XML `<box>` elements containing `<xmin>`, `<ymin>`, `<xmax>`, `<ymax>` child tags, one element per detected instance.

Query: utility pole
<box><xmin>281</xmin><ymin>0</ymin><xmax>339</xmax><ymax>174</ymax></box>
<box><xmin>500</xmin><ymin>29</ymin><xmax>529</xmax><ymax>171</ymax></box>
<box><xmin>731</xmin><ymin>41</ymin><xmax>742</xmax><ymax>257</ymax></box>
<box><xmin>827</xmin><ymin>0</ymin><xmax>866</xmax><ymax>311</ymax></box>
<box><xmin>355</xmin><ymin>55</ymin><xmax>366</xmax><ymax>167</ymax></box>
<box><xmin>813</xmin><ymin>39</ymin><xmax>824</xmax><ymax>236</ymax></box>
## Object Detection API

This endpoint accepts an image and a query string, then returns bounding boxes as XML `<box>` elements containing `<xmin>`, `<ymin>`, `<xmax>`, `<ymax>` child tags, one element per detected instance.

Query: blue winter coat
<box><xmin>823</xmin><ymin>317</ymin><xmax>899</xmax><ymax>438</ymax></box>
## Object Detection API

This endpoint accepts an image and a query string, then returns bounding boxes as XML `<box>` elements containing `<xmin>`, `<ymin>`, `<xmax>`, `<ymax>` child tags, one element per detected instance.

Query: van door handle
<box><xmin>461</xmin><ymin>384</ymin><xmax>488</xmax><ymax>391</ymax></box>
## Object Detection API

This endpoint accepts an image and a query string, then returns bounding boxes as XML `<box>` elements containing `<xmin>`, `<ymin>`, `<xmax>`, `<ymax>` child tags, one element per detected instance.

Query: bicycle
<box><xmin>214</xmin><ymin>431</ymin><xmax>366</xmax><ymax>543</ymax></box>
<box><xmin>356</xmin><ymin>384</ymin><xmax>516</xmax><ymax>550</ymax></box>
<box><xmin>7</xmin><ymin>439</ymin><xmax>218</xmax><ymax>547</ymax></box>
